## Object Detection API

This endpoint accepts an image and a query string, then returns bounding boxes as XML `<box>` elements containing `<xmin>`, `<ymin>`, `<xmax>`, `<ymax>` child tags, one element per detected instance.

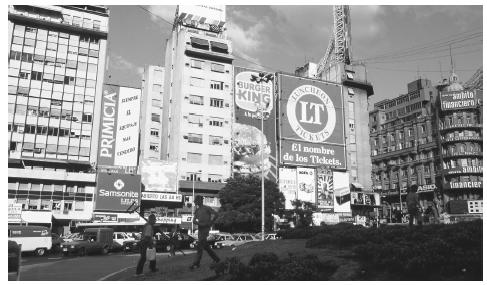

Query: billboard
<box><xmin>279</xmin><ymin>168</ymin><xmax>298</xmax><ymax>209</ymax></box>
<box><xmin>141</xmin><ymin>192</ymin><xmax>182</xmax><ymax>202</ymax></box>
<box><xmin>93</xmin><ymin>213</ymin><xmax>118</xmax><ymax>223</ymax></box>
<box><xmin>95</xmin><ymin>172</ymin><xmax>141</xmax><ymax>212</ymax></box>
<box><xmin>278</xmin><ymin>74</ymin><xmax>346</xmax><ymax>169</ymax></box>
<box><xmin>8</xmin><ymin>203</ymin><xmax>22</xmax><ymax>223</ymax></box>
<box><xmin>333</xmin><ymin>171</ymin><xmax>351</xmax><ymax>213</ymax></box>
<box><xmin>440</xmin><ymin>89</ymin><xmax>482</xmax><ymax>111</ymax></box>
<box><xmin>296</xmin><ymin>167</ymin><xmax>316</xmax><ymax>203</ymax></box>
<box><xmin>97</xmin><ymin>85</ymin><xmax>141</xmax><ymax>167</ymax></box>
<box><xmin>179</xmin><ymin>5</ymin><xmax>226</xmax><ymax>22</ymax></box>
<box><xmin>233</xmin><ymin>66</ymin><xmax>277</xmax><ymax>181</ymax></box>
<box><xmin>351</xmin><ymin>192</ymin><xmax>381</xmax><ymax>206</ymax></box>
<box><xmin>139</xmin><ymin>159</ymin><xmax>177</xmax><ymax>193</ymax></box>
<box><xmin>317</xmin><ymin>169</ymin><xmax>334</xmax><ymax>210</ymax></box>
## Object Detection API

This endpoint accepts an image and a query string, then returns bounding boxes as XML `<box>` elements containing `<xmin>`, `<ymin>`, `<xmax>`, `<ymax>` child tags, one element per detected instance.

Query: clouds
<box><xmin>146</xmin><ymin>5</ymin><xmax>177</xmax><ymax>26</ymax></box>
<box><xmin>109</xmin><ymin>53</ymin><xmax>144</xmax><ymax>80</ymax></box>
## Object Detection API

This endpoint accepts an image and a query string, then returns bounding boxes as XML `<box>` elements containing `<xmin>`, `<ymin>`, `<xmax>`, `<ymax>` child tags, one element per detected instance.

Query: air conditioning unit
<box><xmin>224</xmin><ymin>140</ymin><xmax>229</xmax><ymax>144</ymax></box>
<box><xmin>225</xmin><ymin>103</ymin><xmax>229</xmax><ymax>107</ymax></box>
<box><xmin>183</xmin><ymin>135</ymin><xmax>188</xmax><ymax>139</ymax></box>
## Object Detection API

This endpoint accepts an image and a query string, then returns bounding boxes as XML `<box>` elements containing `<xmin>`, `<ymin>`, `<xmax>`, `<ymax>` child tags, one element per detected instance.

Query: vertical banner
<box><xmin>296</xmin><ymin>167</ymin><xmax>316</xmax><ymax>203</ymax></box>
<box><xmin>279</xmin><ymin>168</ymin><xmax>297</xmax><ymax>209</ymax></box>
<box><xmin>317</xmin><ymin>169</ymin><xmax>334</xmax><ymax>210</ymax></box>
<box><xmin>97</xmin><ymin>85</ymin><xmax>141</xmax><ymax>167</ymax></box>
<box><xmin>233</xmin><ymin>66</ymin><xmax>277</xmax><ymax>181</ymax></box>
<box><xmin>333</xmin><ymin>171</ymin><xmax>351</xmax><ymax>213</ymax></box>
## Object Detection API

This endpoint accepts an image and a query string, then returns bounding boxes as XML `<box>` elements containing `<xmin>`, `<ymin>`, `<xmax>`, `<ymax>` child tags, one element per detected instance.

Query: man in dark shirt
<box><xmin>190</xmin><ymin>195</ymin><xmax>220</xmax><ymax>269</ymax></box>
<box><xmin>136</xmin><ymin>214</ymin><xmax>158</xmax><ymax>276</ymax></box>
<box><xmin>406</xmin><ymin>185</ymin><xmax>423</xmax><ymax>227</ymax></box>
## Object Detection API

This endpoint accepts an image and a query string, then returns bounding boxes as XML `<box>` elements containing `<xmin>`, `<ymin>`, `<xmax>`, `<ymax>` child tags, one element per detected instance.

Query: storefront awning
<box><xmin>21</xmin><ymin>210</ymin><xmax>52</xmax><ymax>224</ymax></box>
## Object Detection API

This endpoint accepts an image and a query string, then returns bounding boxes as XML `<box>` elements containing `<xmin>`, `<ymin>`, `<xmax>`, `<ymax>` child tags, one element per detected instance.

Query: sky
<box><xmin>105</xmin><ymin>5</ymin><xmax>483</xmax><ymax>109</ymax></box>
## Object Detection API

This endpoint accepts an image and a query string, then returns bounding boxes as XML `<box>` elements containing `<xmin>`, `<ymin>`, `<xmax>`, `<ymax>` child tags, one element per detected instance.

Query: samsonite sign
<box><xmin>95</xmin><ymin>172</ymin><xmax>141</xmax><ymax>212</ymax></box>
<box><xmin>97</xmin><ymin>85</ymin><xmax>141</xmax><ymax>167</ymax></box>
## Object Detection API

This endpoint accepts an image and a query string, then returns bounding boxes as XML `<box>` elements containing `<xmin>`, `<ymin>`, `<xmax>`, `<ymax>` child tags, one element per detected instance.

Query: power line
<box><xmin>137</xmin><ymin>5</ymin><xmax>174</xmax><ymax>27</ymax></box>
<box><xmin>364</xmin><ymin>47</ymin><xmax>482</xmax><ymax>65</ymax></box>
<box><xmin>367</xmin><ymin>66</ymin><xmax>479</xmax><ymax>73</ymax></box>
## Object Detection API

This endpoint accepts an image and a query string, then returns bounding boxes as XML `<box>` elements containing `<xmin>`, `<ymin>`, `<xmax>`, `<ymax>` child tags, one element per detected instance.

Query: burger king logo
<box><xmin>235</xmin><ymin>71</ymin><xmax>273</xmax><ymax>112</ymax></box>
<box><xmin>287</xmin><ymin>85</ymin><xmax>336</xmax><ymax>143</ymax></box>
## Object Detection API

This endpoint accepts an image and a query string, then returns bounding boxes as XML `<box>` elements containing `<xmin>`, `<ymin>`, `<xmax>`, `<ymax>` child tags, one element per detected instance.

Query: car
<box><xmin>155</xmin><ymin>232</ymin><xmax>195</xmax><ymax>252</ymax></box>
<box><xmin>61</xmin><ymin>232</ymin><xmax>82</xmax><ymax>242</ymax></box>
<box><xmin>112</xmin><ymin>232</ymin><xmax>136</xmax><ymax>252</ymax></box>
<box><xmin>61</xmin><ymin>228</ymin><xmax>113</xmax><ymax>256</ymax></box>
<box><xmin>214</xmin><ymin>233</ymin><xmax>238</xmax><ymax>249</ymax></box>
<box><xmin>190</xmin><ymin>233</ymin><xmax>219</xmax><ymax>249</ymax></box>
<box><xmin>51</xmin><ymin>233</ymin><xmax>65</xmax><ymax>253</ymax></box>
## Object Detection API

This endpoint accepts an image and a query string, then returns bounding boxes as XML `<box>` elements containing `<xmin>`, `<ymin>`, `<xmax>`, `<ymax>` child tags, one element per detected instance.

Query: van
<box><xmin>61</xmin><ymin>228</ymin><xmax>113</xmax><ymax>256</ymax></box>
<box><xmin>8</xmin><ymin>225</ymin><xmax>52</xmax><ymax>256</ymax></box>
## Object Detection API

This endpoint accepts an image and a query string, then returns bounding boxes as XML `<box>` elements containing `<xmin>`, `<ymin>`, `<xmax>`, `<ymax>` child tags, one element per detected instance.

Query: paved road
<box><xmin>18</xmin><ymin>250</ymin><xmax>194</xmax><ymax>281</ymax></box>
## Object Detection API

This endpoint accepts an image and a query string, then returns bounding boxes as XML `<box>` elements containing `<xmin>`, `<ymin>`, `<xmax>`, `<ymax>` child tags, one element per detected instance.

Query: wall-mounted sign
<box><xmin>280</xmin><ymin>140</ymin><xmax>346</xmax><ymax>168</ymax></box>
<box><xmin>445</xmin><ymin>166</ymin><xmax>483</xmax><ymax>175</ymax></box>
<box><xmin>440</xmin><ymin>89</ymin><xmax>482</xmax><ymax>111</ymax></box>
<box><xmin>8</xmin><ymin>203</ymin><xmax>22</xmax><ymax>223</ymax></box>
<box><xmin>97</xmin><ymin>85</ymin><xmax>141</xmax><ymax>167</ymax></box>
<box><xmin>93</xmin><ymin>213</ymin><xmax>118</xmax><ymax>223</ymax></box>
<box><xmin>296</xmin><ymin>167</ymin><xmax>316</xmax><ymax>204</ymax></box>
<box><xmin>317</xmin><ymin>169</ymin><xmax>334</xmax><ymax>210</ymax></box>
<box><xmin>233</xmin><ymin>66</ymin><xmax>277</xmax><ymax>181</ymax></box>
<box><xmin>143</xmin><ymin>215</ymin><xmax>182</xmax><ymax>225</ymax></box>
<box><xmin>95</xmin><ymin>172</ymin><xmax>141</xmax><ymax>212</ymax></box>
<box><xmin>351</xmin><ymin>192</ymin><xmax>381</xmax><ymax>206</ymax></box>
<box><xmin>278</xmin><ymin>168</ymin><xmax>298</xmax><ymax>209</ymax></box>
<box><xmin>333</xmin><ymin>171</ymin><xmax>351</xmax><ymax>213</ymax></box>
<box><xmin>181</xmin><ymin>215</ymin><xmax>194</xmax><ymax>223</ymax></box>
<box><xmin>446</xmin><ymin>181</ymin><xmax>482</xmax><ymax>189</ymax></box>
<box><xmin>141</xmin><ymin>192</ymin><xmax>182</xmax><ymax>202</ymax></box>
<box><xmin>139</xmin><ymin>159</ymin><xmax>177</xmax><ymax>193</ymax></box>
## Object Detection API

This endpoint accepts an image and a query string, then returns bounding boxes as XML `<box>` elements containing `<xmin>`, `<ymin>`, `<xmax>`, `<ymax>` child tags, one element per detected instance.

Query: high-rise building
<box><xmin>162</xmin><ymin>5</ymin><xmax>232</xmax><ymax>214</ymax></box>
<box><xmin>140</xmin><ymin>66</ymin><xmax>164</xmax><ymax>160</ymax></box>
<box><xmin>8</xmin><ymin>5</ymin><xmax>109</xmax><ymax>233</ymax></box>
<box><xmin>369</xmin><ymin>73</ymin><xmax>483</xmax><ymax>222</ymax></box>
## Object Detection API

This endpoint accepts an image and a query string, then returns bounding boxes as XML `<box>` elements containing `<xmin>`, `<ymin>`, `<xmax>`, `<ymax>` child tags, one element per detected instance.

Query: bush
<box><xmin>218</xmin><ymin>252</ymin><xmax>338</xmax><ymax>280</ymax></box>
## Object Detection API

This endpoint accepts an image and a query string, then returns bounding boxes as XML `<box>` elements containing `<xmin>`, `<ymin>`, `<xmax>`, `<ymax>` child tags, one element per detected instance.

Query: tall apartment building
<box><xmin>369</xmin><ymin>74</ymin><xmax>483</xmax><ymax>219</ymax></box>
<box><xmin>8</xmin><ymin>5</ymin><xmax>109</xmax><ymax>233</ymax></box>
<box><xmin>162</xmin><ymin>5</ymin><xmax>232</xmax><ymax>210</ymax></box>
<box><xmin>140</xmin><ymin>66</ymin><xmax>164</xmax><ymax>160</ymax></box>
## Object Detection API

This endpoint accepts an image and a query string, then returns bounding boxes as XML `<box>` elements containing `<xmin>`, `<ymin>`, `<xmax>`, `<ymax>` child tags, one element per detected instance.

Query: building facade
<box><xmin>8</xmin><ymin>5</ymin><xmax>109</xmax><ymax>233</ymax></box>
<box><xmin>139</xmin><ymin>65</ymin><xmax>165</xmax><ymax>160</ymax></box>
<box><xmin>370</xmin><ymin>74</ymin><xmax>483</xmax><ymax>221</ymax></box>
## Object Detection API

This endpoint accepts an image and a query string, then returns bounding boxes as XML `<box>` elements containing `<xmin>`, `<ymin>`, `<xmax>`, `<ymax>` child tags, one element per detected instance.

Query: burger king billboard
<box><xmin>233</xmin><ymin>66</ymin><xmax>277</xmax><ymax>181</ymax></box>
<box><xmin>278</xmin><ymin>74</ymin><xmax>346</xmax><ymax>169</ymax></box>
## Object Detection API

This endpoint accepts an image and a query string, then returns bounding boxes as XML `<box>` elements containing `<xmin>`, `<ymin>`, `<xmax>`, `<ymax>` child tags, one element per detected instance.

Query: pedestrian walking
<box><xmin>190</xmin><ymin>195</ymin><xmax>220</xmax><ymax>269</ymax></box>
<box><xmin>406</xmin><ymin>185</ymin><xmax>423</xmax><ymax>228</ymax></box>
<box><xmin>136</xmin><ymin>214</ymin><xmax>158</xmax><ymax>276</ymax></box>
<box><xmin>169</xmin><ymin>226</ymin><xmax>186</xmax><ymax>257</ymax></box>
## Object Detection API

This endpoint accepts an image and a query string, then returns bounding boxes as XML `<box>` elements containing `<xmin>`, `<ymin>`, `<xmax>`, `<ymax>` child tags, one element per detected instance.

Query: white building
<box><xmin>8</xmin><ymin>5</ymin><xmax>109</xmax><ymax>233</ymax></box>
<box><xmin>140</xmin><ymin>65</ymin><xmax>164</xmax><ymax>160</ymax></box>
<box><xmin>162</xmin><ymin>5</ymin><xmax>232</xmax><ymax>212</ymax></box>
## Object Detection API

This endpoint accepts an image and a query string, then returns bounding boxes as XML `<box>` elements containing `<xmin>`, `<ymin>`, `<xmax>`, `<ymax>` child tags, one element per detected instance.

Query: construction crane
<box><xmin>463</xmin><ymin>67</ymin><xmax>483</xmax><ymax>90</ymax></box>
<box><xmin>316</xmin><ymin>5</ymin><xmax>353</xmax><ymax>78</ymax></box>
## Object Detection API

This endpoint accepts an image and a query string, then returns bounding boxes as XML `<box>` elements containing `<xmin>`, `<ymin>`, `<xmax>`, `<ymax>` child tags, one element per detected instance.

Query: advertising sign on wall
<box><xmin>351</xmin><ymin>192</ymin><xmax>381</xmax><ymax>206</ymax></box>
<box><xmin>333</xmin><ymin>171</ymin><xmax>351</xmax><ymax>213</ymax></box>
<box><xmin>296</xmin><ymin>167</ymin><xmax>316</xmax><ymax>203</ymax></box>
<box><xmin>278</xmin><ymin>168</ymin><xmax>298</xmax><ymax>209</ymax></box>
<box><xmin>95</xmin><ymin>172</ymin><xmax>141</xmax><ymax>212</ymax></box>
<box><xmin>179</xmin><ymin>5</ymin><xmax>226</xmax><ymax>22</ymax></box>
<box><xmin>139</xmin><ymin>159</ymin><xmax>177</xmax><ymax>193</ymax></box>
<box><xmin>93</xmin><ymin>213</ymin><xmax>118</xmax><ymax>223</ymax></box>
<box><xmin>8</xmin><ymin>203</ymin><xmax>22</xmax><ymax>223</ymax></box>
<box><xmin>317</xmin><ymin>169</ymin><xmax>334</xmax><ymax>210</ymax></box>
<box><xmin>141</xmin><ymin>192</ymin><xmax>182</xmax><ymax>202</ymax></box>
<box><xmin>97</xmin><ymin>85</ymin><xmax>141</xmax><ymax>167</ymax></box>
<box><xmin>440</xmin><ymin>89</ymin><xmax>482</xmax><ymax>111</ymax></box>
<box><xmin>233</xmin><ymin>66</ymin><xmax>277</xmax><ymax>181</ymax></box>
<box><xmin>278</xmin><ymin>74</ymin><xmax>346</xmax><ymax>169</ymax></box>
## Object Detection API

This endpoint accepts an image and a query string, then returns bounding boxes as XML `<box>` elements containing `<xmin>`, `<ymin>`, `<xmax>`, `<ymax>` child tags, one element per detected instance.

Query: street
<box><xmin>16</xmin><ymin>250</ymin><xmax>195</xmax><ymax>281</ymax></box>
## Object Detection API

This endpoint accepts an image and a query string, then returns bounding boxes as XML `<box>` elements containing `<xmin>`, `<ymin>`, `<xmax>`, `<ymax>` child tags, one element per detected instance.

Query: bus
<box><xmin>8</xmin><ymin>225</ymin><xmax>52</xmax><ymax>256</ymax></box>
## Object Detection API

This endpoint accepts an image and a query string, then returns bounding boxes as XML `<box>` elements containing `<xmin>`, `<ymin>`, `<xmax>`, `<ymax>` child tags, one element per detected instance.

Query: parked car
<box><xmin>61</xmin><ymin>228</ymin><xmax>113</xmax><ymax>256</ymax></box>
<box><xmin>112</xmin><ymin>232</ymin><xmax>136</xmax><ymax>252</ymax></box>
<box><xmin>214</xmin><ymin>233</ymin><xmax>238</xmax><ymax>249</ymax></box>
<box><xmin>155</xmin><ymin>232</ymin><xmax>195</xmax><ymax>252</ymax></box>
<box><xmin>8</xmin><ymin>225</ymin><xmax>52</xmax><ymax>256</ymax></box>
<box><xmin>61</xmin><ymin>232</ymin><xmax>82</xmax><ymax>242</ymax></box>
<box><xmin>254</xmin><ymin>232</ymin><xmax>280</xmax><ymax>240</ymax></box>
<box><xmin>51</xmin><ymin>233</ymin><xmax>64</xmax><ymax>253</ymax></box>
<box><xmin>190</xmin><ymin>233</ymin><xmax>219</xmax><ymax>249</ymax></box>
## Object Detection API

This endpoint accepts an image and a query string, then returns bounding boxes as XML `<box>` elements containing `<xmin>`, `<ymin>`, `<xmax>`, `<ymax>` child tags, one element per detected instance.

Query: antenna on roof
<box><xmin>449</xmin><ymin>44</ymin><xmax>455</xmax><ymax>73</ymax></box>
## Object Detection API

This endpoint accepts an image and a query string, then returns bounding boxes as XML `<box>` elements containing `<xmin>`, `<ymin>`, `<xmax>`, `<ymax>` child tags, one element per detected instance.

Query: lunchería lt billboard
<box><xmin>278</xmin><ymin>74</ymin><xmax>346</xmax><ymax>169</ymax></box>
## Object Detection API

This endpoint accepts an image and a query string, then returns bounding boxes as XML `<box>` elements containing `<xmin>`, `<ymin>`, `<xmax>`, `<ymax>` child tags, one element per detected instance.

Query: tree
<box><xmin>215</xmin><ymin>174</ymin><xmax>285</xmax><ymax>233</ymax></box>
<box><xmin>290</xmin><ymin>199</ymin><xmax>317</xmax><ymax>228</ymax></box>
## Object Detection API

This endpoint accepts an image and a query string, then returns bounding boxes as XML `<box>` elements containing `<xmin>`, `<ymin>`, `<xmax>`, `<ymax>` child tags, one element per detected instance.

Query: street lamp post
<box><xmin>191</xmin><ymin>170</ymin><xmax>201</xmax><ymax>234</ymax></box>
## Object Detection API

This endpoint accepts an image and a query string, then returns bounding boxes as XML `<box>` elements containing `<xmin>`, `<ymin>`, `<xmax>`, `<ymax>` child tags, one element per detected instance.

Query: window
<box><xmin>152</xmin><ymin>99</ymin><xmax>161</xmax><ymax>107</ymax></box>
<box><xmin>211</xmin><ymin>63</ymin><xmax>224</xmax><ymax>73</ymax></box>
<box><xmin>187</xmin><ymin>172</ymin><xmax>202</xmax><ymax>181</ymax></box>
<box><xmin>64</xmin><ymin>202</ymin><xmax>73</xmax><ymax>212</ymax></box>
<box><xmin>209</xmin><ymin>117</ymin><xmax>224</xmax><ymax>127</ymax></box>
<box><xmin>82</xmin><ymin>113</ymin><xmax>92</xmax><ymax>123</ymax></box>
<box><xmin>187</xmin><ymin>133</ymin><xmax>203</xmax><ymax>144</ymax></box>
<box><xmin>210</xmin><ymin>98</ymin><xmax>224</xmax><ymax>108</ymax></box>
<box><xmin>208</xmin><ymin>174</ymin><xmax>223</xmax><ymax>183</ymax></box>
<box><xmin>190</xmin><ymin>77</ymin><xmax>204</xmax><ymax>87</ymax></box>
<box><xmin>150</xmin><ymin>129</ymin><xmax>159</xmax><ymax>137</ymax></box>
<box><xmin>149</xmin><ymin>144</ymin><xmax>159</xmax><ymax>152</ymax></box>
<box><xmin>75</xmin><ymin>201</ymin><xmax>85</xmax><ymax>211</ymax></box>
<box><xmin>188</xmin><ymin>113</ymin><xmax>203</xmax><ymax>126</ymax></box>
<box><xmin>187</xmin><ymin>152</ymin><xmax>202</xmax><ymax>163</ymax></box>
<box><xmin>208</xmin><ymin>154</ymin><xmax>224</xmax><ymax>165</ymax></box>
<box><xmin>191</xmin><ymin>59</ymin><xmax>204</xmax><ymax>69</ymax></box>
<box><xmin>10</xmin><ymin>51</ymin><xmax>22</xmax><ymax>61</ymax></box>
<box><xmin>210</xmin><ymin>80</ymin><xmax>224</xmax><ymax>90</ymax></box>
<box><xmin>151</xmin><ymin>113</ymin><xmax>161</xmax><ymax>122</ymax></box>
<box><xmin>209</xmin><ymin>135</ymin><xmax>223</xmax><ymax>145</ymax></box>
<box><xmin>189</xmin><ymin>95</ymin><xmax>204</xmax><ymax>105</ymax></box>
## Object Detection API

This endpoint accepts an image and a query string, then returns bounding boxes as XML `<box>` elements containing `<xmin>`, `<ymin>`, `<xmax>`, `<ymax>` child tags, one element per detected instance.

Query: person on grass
<box><xmin>135</xmin><ymin>214</ymin><xmax>159</xmax><ymax>276</ymax></box>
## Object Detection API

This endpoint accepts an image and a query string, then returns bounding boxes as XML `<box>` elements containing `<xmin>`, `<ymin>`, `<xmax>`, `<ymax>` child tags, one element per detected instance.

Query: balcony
<box><xmin>441</xmin><ymin>135</ymin><xmax>482</xmax><ymax>144</ymax></box>
<box><xmin>185</xmin><ymin>45</ymin><xmax>234</xmax><ymax>64</ymax></box>
<box><xmin>442</xmin><ymin>151</ymin><xmax>483</xmax><ymax>159</ymax></box>
<box><xmin>443</xmin><ymin>166</ymin><xmax>483</xmax><ymax>176</ymax></box>
<box><xmin>371</xmin><ymin>146</ymin><xmax>416</xmax><ymax>161</ymax></box>
<box><xmin>439</xmin><ymin>123</ymin><xmax>482</xmax><ymax>132</ymax></box>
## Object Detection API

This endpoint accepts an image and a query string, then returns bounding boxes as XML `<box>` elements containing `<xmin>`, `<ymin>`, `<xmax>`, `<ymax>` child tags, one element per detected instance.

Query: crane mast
<box><xmin>316</xmin><ymin>5</ymin><xmax>352</xmax><ymax>78</ymax></box>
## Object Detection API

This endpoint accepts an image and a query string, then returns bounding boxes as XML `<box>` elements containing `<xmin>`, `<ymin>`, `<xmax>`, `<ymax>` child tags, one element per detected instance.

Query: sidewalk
<box><xmin>105</xmin><ymin>240</ymin><xmax>361</xmax><ymax>281</ymax></box>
